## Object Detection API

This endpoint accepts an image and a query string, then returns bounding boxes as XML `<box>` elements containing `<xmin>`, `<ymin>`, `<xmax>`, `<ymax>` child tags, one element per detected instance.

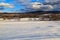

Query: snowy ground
<box><xmin>0</xmin><ymin>21</ymin><xmax>60</xmax><ymax>40</ymax></box>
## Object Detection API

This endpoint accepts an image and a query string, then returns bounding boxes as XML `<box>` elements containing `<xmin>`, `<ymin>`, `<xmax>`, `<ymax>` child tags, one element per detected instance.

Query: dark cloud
<box><xmin>45</xmin><ymin>0</ymin><xmax>60</xmax><ymax>11</ymax></box>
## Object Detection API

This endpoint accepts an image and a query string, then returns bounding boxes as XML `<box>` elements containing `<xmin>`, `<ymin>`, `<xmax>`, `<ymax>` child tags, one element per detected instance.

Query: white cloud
<box><xmin>40</xmin><ymin>5</ymin><xmax>53</xmax><ymax>11</ymax></box>
<box><xmin>30</xmin><ymin>2</ymin><xmax>53</xmax><ymax>11</ymax></box>
<box><xmin>31</xmin><ymin>2</ymin><xmax>43</xmax><ymax>9</ymax></box>
<box><xmin>0</xmin><ymin>2</ymin><xmax>14</xmax><ymax>8</ymax></box>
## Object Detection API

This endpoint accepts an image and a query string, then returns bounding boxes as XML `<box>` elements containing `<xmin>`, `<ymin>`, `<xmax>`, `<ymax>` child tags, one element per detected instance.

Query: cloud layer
<box><xmin>45</xmin><ymin>0</ymin><xmax>59</xmax><ymax>3</ymax></box>
<box><xmin>14</xmin><ymin>0</ymin><xmax>60</xmax><ymax>12</ymax></box>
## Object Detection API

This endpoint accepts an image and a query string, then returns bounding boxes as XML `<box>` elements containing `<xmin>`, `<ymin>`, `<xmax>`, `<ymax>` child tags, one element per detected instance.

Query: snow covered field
<box><xmin>0</xmin><ymin>21</ymin><xmax>60</xmax><ymax>40</ymax></box>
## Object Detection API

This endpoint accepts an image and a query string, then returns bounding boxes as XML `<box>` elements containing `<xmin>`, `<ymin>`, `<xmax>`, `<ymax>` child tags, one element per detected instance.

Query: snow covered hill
<box><xmin>0</xmin><ymin>21</ymin><xmax>60</xmax><ymax>40</ymax></box>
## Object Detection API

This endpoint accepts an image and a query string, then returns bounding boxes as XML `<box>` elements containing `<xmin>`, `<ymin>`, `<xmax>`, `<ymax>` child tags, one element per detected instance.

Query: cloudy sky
<box><xmin>0</xmin><ymin>0</ymin><xmax>60</xmax><ymax>13</ymax></box>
